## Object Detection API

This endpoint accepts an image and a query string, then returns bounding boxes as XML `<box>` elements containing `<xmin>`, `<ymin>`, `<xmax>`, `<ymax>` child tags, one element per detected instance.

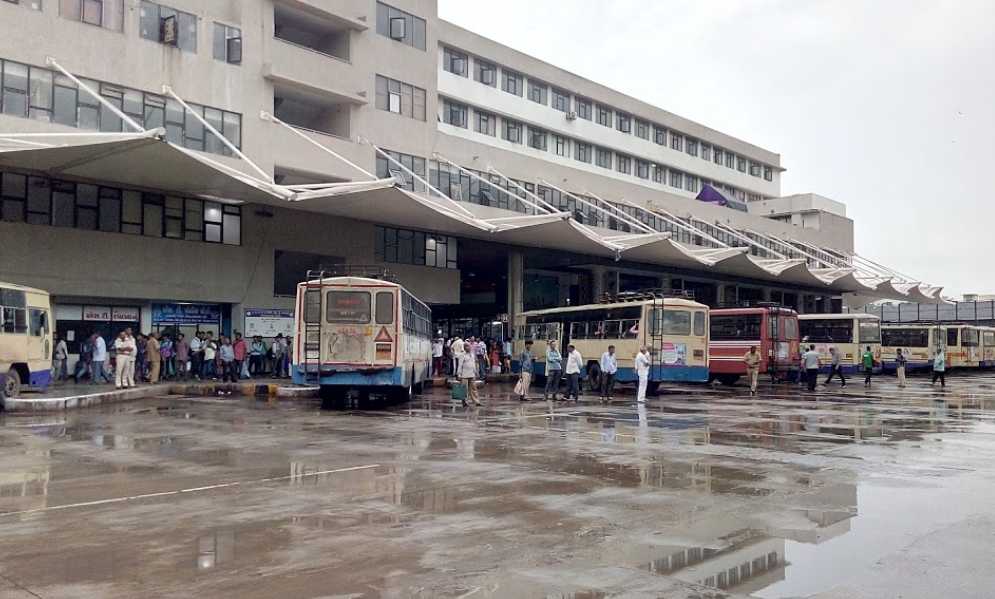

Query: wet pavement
<box><xmin>2</xmin><ymin>373</ymin><xmax>995</xmax><ymax>598</ymax></box>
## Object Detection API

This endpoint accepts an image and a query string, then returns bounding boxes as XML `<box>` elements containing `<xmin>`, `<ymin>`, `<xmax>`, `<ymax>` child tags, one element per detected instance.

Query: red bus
<box><xmin>708</xmin><ymin>306</ymin><xmax>801</xmax><ymax>385</ymax></box>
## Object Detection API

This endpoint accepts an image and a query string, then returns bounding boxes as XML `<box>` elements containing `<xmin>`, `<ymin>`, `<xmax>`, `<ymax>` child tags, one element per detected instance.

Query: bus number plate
<box><xmin>376</xmin><ymin>343</ymin><xmax>392</xmax><ymax>360</ymax></box>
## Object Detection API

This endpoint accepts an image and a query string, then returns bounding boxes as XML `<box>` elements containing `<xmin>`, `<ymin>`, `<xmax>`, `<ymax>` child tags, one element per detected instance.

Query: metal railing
<box><xmin>860</xmin><ymin>301</ymin><xmax>995</xmax><ymax>323</ymax></box>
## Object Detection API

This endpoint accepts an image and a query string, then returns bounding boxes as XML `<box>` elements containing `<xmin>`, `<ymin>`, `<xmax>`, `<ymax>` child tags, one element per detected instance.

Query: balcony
<box><xmin>262</xmin><ymin>119</ymin><xmax>366</xmax><ymax>183</ymax></box>
<box><xmin>274</xmin><ymin>1</ymin><xmax>357</xmax><ymax>62</ymax></box>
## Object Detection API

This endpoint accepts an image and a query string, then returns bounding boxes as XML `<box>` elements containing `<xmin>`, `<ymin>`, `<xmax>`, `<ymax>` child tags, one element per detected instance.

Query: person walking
<box><xmin>174</xmin><ymin>333</ymin><xmax>190</xmax><ymax>381</ymax></box>
<box><xmin>802</xmin><ymin>344</ymin><xmax>821</xmax><ymax>392</ymax></box>
<box><xmin>635</xmin><ymin>347</ymin><xmax>651</xmax><ymax>403</ymax></box>
<box><xmin>932</xmin><ymin>347</ymin><xmax>946</xmax><ymax>387</ymax></box>
<box><xmin>232</xmin><ymin>332</ymin><xmax>247</xmax><ymax>382</ymax></box>
<box><xmin>219</xmin><ymin>337</ymin><xmax>237</xmax><ymax>383</ymax></box>
<box><xmin>53</xmin><ymin>333</ymin><xmax>68</xmax><ymax>383</ymax></box>
<box><xmin>91</xmin><ymin>332</ymin><xmax>111</xmax><ymax>385</ymax></box>
<box><xmin>73</xmin><ymin>336</ymin><xmax>94</xmax><ymax>383</ymax></box>
<box><xmin>543</xmin><ymin>340</ymin><xmax>563</xmax><ymax>401</ymax></box>
<box><xmin>896</xmin><ymin>348</ymin><xmax>908</xmax><ymax>388</ymax></box>
<box><xmin>599</xmin><ymin>345</ymin><xmax>618</xmax><ymax>402</ymax></box>
<box><xmin>146</xmin><ymin>332</ymin><xmax>162</xmax><ymax>384</ymax></box>
<box><xmin>861</xmin><ymin>345</ymin><xmax>875</xmax><ymax>387</ymax></box>
<box><xmin>113</xmin><ymin>330</ymin><xmax>136</xmax><ymax>389</ymax></box>
<box><xmin>190</xmin><ymin>332</ymin><xmax>204</xmax><ymax>380</ymax></box>
<box><xmin>824</xmin><ymin>346</ymin><xmax>847</xmax><ymax>387</ymax></box>
<box><xmin>743</xmin><ymin>345</ymin><xmax>761</xmax><ymax>396</ymax></box>
<box><xmin>517</xmin><ymin>340</ymin><xmax>535</xmax><ymax>401</ymax></box>
<box><xmin>564</xmin><ymin>344</ymin><xmax>583</xmax><ymax>402</ymax></box>
<box><xmin>457</xmin><ymin>343</ymin><xmax>481</xmax><ymax>406</ymax></box>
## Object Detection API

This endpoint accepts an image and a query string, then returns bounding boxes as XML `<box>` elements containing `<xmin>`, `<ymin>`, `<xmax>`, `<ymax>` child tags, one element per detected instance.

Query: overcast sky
<box><xmin>438</xmin><ymin>0</ymin><xmax>995</xmax><ymax>298</ymax></box>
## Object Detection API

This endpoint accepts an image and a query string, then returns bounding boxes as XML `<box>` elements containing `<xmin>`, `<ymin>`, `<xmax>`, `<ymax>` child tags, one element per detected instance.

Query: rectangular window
<box><xmin>376</xmin><ymin>226</ymin><xmax>457</xmax><ymax>269</ymax></box>
<box><xmin>764</xmin><ymin>166</ymin><xmax>773</xmax><ymax>181</ymax></box>
<box><xmin>616</xmin><ymin>111</ymin><xmax>631</xmax><ymax>133</ymax></box>
<box><xmin>551</xmin><ymin>88</ymin><xmax>570</xmax><ymax>112</ymax></box>
<box><xmin>686</xmin><ymin>175</ymin><xmax>699</xmax><ymax>193</ymax></box>
<box><xmin>375</xmin><ymin>291</ymin><xmax>395</xmax><ymax>324</ymax></box>
<box><xmin>714</xmin><ymin>147</ymin><xmax>724</xmax><ymax>165</ymax></box>
<box><xmin>595</xmin><ymin>147</ymin><xmax>612</xmax><ymax>169</ymax></box>
<box><xmin>596</xmin><ymin>104</ymin><xmax>612</xmax><ymax>127</ymax></box>
<box><xmin>528</xmin><ymin>127</ymin><xmax>548</xmax><ymax>151</ymax></box>
<box><xmin>616</xmin><ymin>154</ymin><xmax>631</xmax><ymax>175</ymax></box>
<box><xmin>686</xmin><ymin>138</ymin><xmax>698</xmax><ymax>157</ymax></box>
<box><xmin>749</xmin><ymin>161</ymin><xmax>762</xmax><ymax>177</ymax></box>
<box><xmin>60</xmin><ymin>0</ymin><xmax>123</xmax><ymax>31</ymax></box>
<box><xmin>553</xmin><ymin>135</ymin><xmax>568</xmax><ymax>157</ymax></box>
<box><xmin>527</xmin><ymin>80</ymin><xmax>547</xmax><ymax>105</ymax></box>
<box><xmin>635</xmin><ymin>119</ymin><xmax>649</xmax><ymax>140</ymax></box>
<box><xmin>213</xmin><ymin>22</ymin><xmax>242</xmax><ymax>64</ymax></box>
<box><xmin>737</xmin><ymin>156</ymin><xmax>747</xmax><ymax>172</ymax></box>
<box><xmin>375</xmin><ymin>75</ymin><xmax>426</xmax><ymax>121</ymax></box>
<box><xmin>653</xmin><ymin>164</ymin><xmax>665</xmax><ymax>184</ymax></box>
<box><xmin>139</xmin><ymin>2</ymin><xmax>197</xmax><ymax>52</ymax></box>
<box><xmin>28</xmin><ymin>67</ymin><xmax>52</xmax><ymax>122</ymax></box>
<box><xmin>670</xmin><ymin>132</ymin><xmax>683</xmax><ymax>151</ymax></box>
<box><xmin>669</xmin><ymin>170</ymin><xmax>683</xmax><ymax>188</ymax></box>
<box><xmin>653</xmin><ymin>125</ymin><xmax>666</xmax><ymax>145</ymax></box>
<box><xmin>474</xmin><ymin>59</ymin><xmax>496</xmax><ymax>86</ymax></box>
<box><xmin>574</xmin><ymin>141</ymin><xmax>591</xmax><ymax>163</ymax></box>
<box><xmin>575</xmin><ymin>97</ymin><xmax>592</xmax><ymax>120</ymax></box>
<box><xmin>98</xmin><ymin>187</ymin><xmax>120</xmax><ymax>232</ymax></box>
<box><xmin>442</xmin><ymin>98</ymin><xmax>467</xmax><ymax>128</ymax></box>
<box><xmin>701</xmin><ymin>144</ymin><xmax>712</xmax><ymax>161</ymax></box>
<box><xmin>474</xmin><ymin>109</ymin><xmax>496</xmax><ymax>136</ymax></box>
<box><xmin>635</xmin><ymin>160</ymin><xmax>650</xmax><ymax>179</ymax></box>
<box><xmin>51</xmin><ymin>180</ymin><xmax>75</xmax><ymax>228</ymax></box>
<box><xmin>502</xmin><ymin>70</ymin><xmax>523</xmax><ymax>96</ymax></box>
<box><xmin>2</xmin><ymin>61</ymin><xmax>29</xmax><ymax>118</ymax></box>
<box><xmin>726</xmin><ymin>152</ymin><xmax>736</xmax><ymax>169</ymax></box>
<box><xmin>443</xmin><ymin>47</ymin><xmax>468</xmax><ymax>77</ymax></box>
<box><xmin>375</xmin><ymin>2</ymin><xmax>426</xmax><ymax>50</ymax></box>
<box><xmin>503</xmin><ymin>119</ymin><xmax>523</xmax><ymax>144</ymax></box>
<box><xmin>375</xmin><ymin>149</ymin><xmax>426</xmax><ymax>193</ymax></box>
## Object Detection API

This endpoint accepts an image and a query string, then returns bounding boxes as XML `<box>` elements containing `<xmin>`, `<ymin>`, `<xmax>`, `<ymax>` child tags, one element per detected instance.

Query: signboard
<box><xmin>660</xmin><ymin>342</ymin><xmax>688</xmax><ymax>366</ymax></box>
<box><xmin>112</xmin><ymin>307</ymin><xmax>140</xmax><ymax>322</ymax></box>
<box><xmin>152</xmin><ymin>303</ymin><xmax>222</xmax><ymax>325</ymax></box>
<box><xmin>244</xmin><ymin>308</ymin><xmax>295</xmax><ymax>338</ymax></box>
<box><xmin>326</xmin><ymin>291</ymin><xmax>371</xmax><ymax>323</ymax></box>
<box><xmin>83</xmin><ymin>306</ymin><xmax>111</xmax><ymax>321</ymax></box>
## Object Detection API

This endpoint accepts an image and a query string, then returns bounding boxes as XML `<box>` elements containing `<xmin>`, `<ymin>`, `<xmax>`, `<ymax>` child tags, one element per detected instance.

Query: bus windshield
<box><xmin>325</xmin><ymin>291</ymin><xmax>371</xmax><ymax>323</ymax></box>
<box><xmin>710</xmin><ymin>314</ymin><xmax>762</xmax><ymax>340</ymax></box>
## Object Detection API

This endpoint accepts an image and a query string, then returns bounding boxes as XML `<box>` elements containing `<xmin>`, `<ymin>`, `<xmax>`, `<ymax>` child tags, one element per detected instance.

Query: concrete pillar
<box><xmin>589</xmin><ymin>266</ymin><xmax>606</xmax><ymax>301</ymax></box>
<box><xmin>507</xmin><ymin>251</ymin><xmax>524</xmax><ymax>335</ymax></box>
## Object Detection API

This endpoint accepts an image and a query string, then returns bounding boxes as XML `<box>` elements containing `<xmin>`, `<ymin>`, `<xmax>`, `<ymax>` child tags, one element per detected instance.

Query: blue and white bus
<box><xmin>1</xmin><ymin>282</ymin><xmax>53</xmax><ymax>397</ymax></box>
<box><xmin>291</xmin><ymin>274</ymin><xmax>432</xmax><ymax>402</ymax></box>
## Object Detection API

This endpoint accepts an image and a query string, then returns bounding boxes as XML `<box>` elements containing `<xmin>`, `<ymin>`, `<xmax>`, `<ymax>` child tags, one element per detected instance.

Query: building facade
<box><xmin>0</xmin><ymin>0</ymin><xmax>859</xmax><ymax>352</ymax></box>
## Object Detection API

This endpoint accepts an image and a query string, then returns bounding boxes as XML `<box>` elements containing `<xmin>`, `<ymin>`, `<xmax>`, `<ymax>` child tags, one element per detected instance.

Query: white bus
<box><xmin>1</xmin><ymin>282</ymin><xmax>54</xmax><ymax>397</ymax></box>
<box><xmin>514</xmin><ymin>294</ymin><xmax>710</xmax><ymax>392</ymax></box>
<box><xmin>291</xmin><ymin>273</ymin><xmax>432</xmax><ymax>402</ymax></box>
<box><xmin>798</xmin><ymin>313</ymin><xmax>882</xmax><ymax>374</ymax></box>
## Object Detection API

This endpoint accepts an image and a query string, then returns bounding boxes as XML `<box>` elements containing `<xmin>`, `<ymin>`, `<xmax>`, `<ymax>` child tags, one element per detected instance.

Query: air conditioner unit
<box><xmin>566</xmin><ymin>111</ymin><xmax>577</xmax><ymax>121</ymax></box>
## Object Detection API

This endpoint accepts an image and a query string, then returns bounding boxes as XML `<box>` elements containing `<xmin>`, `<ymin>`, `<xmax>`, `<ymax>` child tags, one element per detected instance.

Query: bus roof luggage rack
<box><xmin>603</xmin><ymin>288</ymin><xmax>695</xmax><ymax>303</ymax></box>
<box><xmin>306</xmin><ymin>265</ymin><xmax>397</xmax><ymax>283</ymax></box>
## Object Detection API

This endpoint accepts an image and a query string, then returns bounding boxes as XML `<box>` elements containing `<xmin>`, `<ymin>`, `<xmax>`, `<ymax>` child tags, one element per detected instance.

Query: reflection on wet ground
<box><xmin>3</xmin><ymin>373</ymin><xmax>995</xmax><ymax>598</ymax></box>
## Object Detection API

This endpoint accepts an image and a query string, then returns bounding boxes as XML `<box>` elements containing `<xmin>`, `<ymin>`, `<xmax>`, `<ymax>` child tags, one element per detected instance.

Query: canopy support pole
<box><xmin>537</xmin><ymin>179</ymin><xmax>651</xmax><ymax>235</ymax></box>
<box><xmin>576</xmin><ymin>189</ymin><xmax>657</xmax><ymax>234</ymax></box>
<box><xmin>483</xmin><ymin>165</ymin><xmax>560</xmax><ymax>214</ymax></box>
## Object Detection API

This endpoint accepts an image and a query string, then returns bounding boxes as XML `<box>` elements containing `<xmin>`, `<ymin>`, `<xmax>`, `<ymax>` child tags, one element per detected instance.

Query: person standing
<box><xmin>802</xmin><ymin>344</ymin><xmax>821</xmax><ymax>392</ymax></box>
<box><xmin>824</xmin><ymin>346</ymin><xmax>847</xmax><ymax>387</ymax></box>
<box><xmin>432</xmin><ymin>337</ymin><xmax>444</xmax><ymax>377</ymax></box>
<box><xmin>73</xmin><ymin>336</ymin><xmax>94</xmax><ymax>383</ymax></box>
<box><xmin>53</xmin><ymin>333</ymin><xmax>68</xmax><ymax>383</ymax></box>
<box><xmin>249</xmin><ymin>336</ymin><xmax>266</xmax><ymax>377</ymax></box>
<box><xmin>189</xmin><ymin>332</ymin><xmax>204</xmax><ymax>380</ymax></box>
<box><xmin>272</xmin><ymin>334</ymin><xmax>288</xmax><ymax>378</ymax></box>
<box><xmin>543</xmin><ymin>340</ymin><xmax>563</xmax><ymax>401</ymax></box>
<box><xmin>113</xmin><ymin>330</ymin><xmax>136</xmax><ymax>389</ymax></box>
<box><xmin>600</xmin><ymin>345</ymin><xmax>618</xmax><ymax>402</ymax></box>
<box><xmin>219</xmin><ymin>337</ymin><xmax>237</xmax><ymax>383</ymax></box>
<box><xmin>232</xmin><ymin>332</ymin><xmax>247</xmax><ymax>382</ymax></box>
<box><xmin>160</xmin><ymin>335</ymin><xmax>174</xmax><ymax>380</ymax></box>
<box><xmin>91</xmin><ymin>332</ymin><xmax>110</xmax><ymax>385</ymax></box>
<box><xmin>932</xmin><ymin>347</ymin><xmax>946</xmax><ymax>387</ymax></box>
<box><xmin>457</xmin><ymin>344</ymin><xmax>481</xmax><ymax>406</ymax></box>
<box><xmin>123</xmin><ymin>328</ymin><xmax>137</xmax><ymax>385</ymax></box>
<box><xmin>203</xmin><ymin>333</ymin><xmax>218</xmax><ymax>380</ymax></box>
<box><xmin>517</xmin><ymin>340</ymin><xmax>535</xmax><ymax>402</ymax></box>
<box><xmin>564</xmin><ymin>344</ymin><xmax>583</xmax><ymax>402</ymax></box>
<box><xmin>475</xmin><ymin>337</ymin><xmax>488</xmax><ymax>380</ymax></box>
<box><xmin>635</xmin><ymin>347</ymin><xmax>651</xmax><ymax>403</ymax></box>
<box><xmin>146</xmin><ymin>332</ymin><xmax>162</xmax><ymax>384</ymax></box>
<box><xmin>174</xmin><ymin>333</ymin><xmax>190</xmax><ymax>381</ymax></box>
<box><xmin>861</xmin><ymin>345</ymin><xmax>875</xmax><ymax>387</ymax></box>
<box><xmin>743</xmin><ymin>345</ymin><xmax>761</xmax><ymax>396</ymax></box>
<box><xmin>896</xmin><ymin>348</ymin><xmax>908</xmax><ymax>388</ymax></box>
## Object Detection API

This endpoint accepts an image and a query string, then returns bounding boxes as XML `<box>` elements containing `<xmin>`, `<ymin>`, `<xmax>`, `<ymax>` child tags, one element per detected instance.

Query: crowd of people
<box><xmin>52</xmin><ymin>330</ymin><xmax>292</xmax><ymax>388</ymax></box>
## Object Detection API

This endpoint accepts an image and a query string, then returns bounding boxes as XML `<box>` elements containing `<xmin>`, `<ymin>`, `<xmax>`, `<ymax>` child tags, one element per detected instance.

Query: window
<box><xmin>635</xmin><ymin>119</ymin><xmax>649</xmax><ymax>140</ymax></box>
<box><xmin>0</xmin><ymin>288</ymin><xmax>28</xmax><ymax>334</ymax></box>
<box><xmin>653</xmin><ymin>125</ymin><xmax>666</xmax><ymax>145</ymax></box>
<box><xmin>882</xmin><ymin>328</ymin><xmax>930</xmax><ymax>348</ymax></box>
<box><xmin>376</xmin><ymin>226</ymin><xmax>458</xmax><ymax>269</ymax></box>
<box><xmin>670</xmin><ymin>132</ymin><xmax>683</xmax><ymax>151</ymax></box>
<box><xmin>503</xmin><ymin>119</ymin><xmax>523</xmax><ymax>144</ymax></box>
<box><xmin>375</xmin><ymin>149</ymin><xmax>426</xmax><ymax>192</ymax></box>
<box><xmin>596</xmin><ymin>104</ymin><xmax>612</xmax><ymax>127</ymax></box>
<box><xmin>551</xmin><ymin>88</ymin><xmax>570</xmax><ymax>112</ymax></box>
<box><xmin>575</xmin><ymin>97</ymin><xmax>592</xmax><ymax>120</ymax></box>
<box><xmin>443</xmin><ymin>47</ymin><xmax>467</xmax><ymax>76</ymax></box>
<box><xmin>441</xmin><ymin>98</ymin><xmax>467</xmax><ymax>128</ymax></box>
<box><xmin>652</xmin><ymin>309</ymin><xmax>691</xmax><ymax>335</ymax></box>
<box><xmin>686</xmin><ymin>175</ymin><xmax>699</xmax><ymax>193</ymax></box>
<box><xmin>474</xmin><ymin>59</ymin><xmax>496</xmax><ymax>86</ymax></box>
<box><xmin>686</xmin><ymin>138</ymin><xmax>698</xmax><ymax>157</ymax></box>
<box><xmin>374</xmin><ymin>75</ymin><xmax>425</xmax><ymax>121</ymax></box>
<box><xmin>528</xmin><ymin>127</ymin><xmax>548</xmax><ymax>151</ymax></box>
<box><xmin>375</xmin><ymin>291</ymin><xmax>395</xmax><ymax>324</ymax></box>
<box><xmin>616</xmin><ymin>154</ymin><xmax>631</xmax><ymax>175</ymax></box>
<box><xmin>595</xmin><ymin>147</ymin><xmax>612</xmax><ymax>169</ymax></box>
<box><xmin>725</xmin><ymin>151</ymin><xmax>735</xmax><ymax>169</ymax></box>
<box><xmin>694</xmin><ymin>312</ymin><xmax>706</xmax><ymax>337</ymax></box>
<box><xmin>859</xmin><ymin>321</ymin><xmax>881</xmax><ymax>344</ymax></box>
<box><xmin>669</xmin><ymin>170</ymin><xmax>683</xmax><ymax>188</ymax></box>
<box><xmin>59</xmin><ymin>0</ymin><xmax>123</xmax><ymax>31</ymax></box>
<box><xmin>213</xmin><ymin>23</ymin><xmax>242</xmax><ymax>64</ymax></box>
<box><xmin>474</xmin><ymin>109</ymin><xmax>496</xmax><ymax>136</ymax></box>
<box><xmin>502</xmin><ymin>70</ymin><xmax>523</xmax><ymax>96</ymax></box>
<box><xmin>326</xmin><ymin>291</ymin><xmax>371</xmax><ymax>323</ymax></box>
<box><xmin>737</xmin><ymin>157</ymin><xmax>747</xmax><ymax>173</ymax></box>
<box><xmin>701</xmin><ymin>144</ymin><xmax>711</xmax><ymax>161</ymax></box>
<box><xmin>713</xmin><ymin>147</ymin><xmax>724</xmax><ymax>165</ymax></box>
<box><xmin>616</xmin><ymin>112</ymin><xmax>631</xmax><ymax>133</ymax></box>
<box><xmin>139</xmin><ymin>2</ymin><xmax>197</xmax><ymax>52</ymax></box>
<box><xmin>1</xmin><ymin>61</ymin><xmax>28</xmax><ymax>117</ymax></box>
<box><xmin>799</xmin><ymin>318</ymin><xmax>853</xmax><ymax>343</ymax></box>
<box><xmin>763</xmin><ymin>166</ymin><xmax>773</xmax><ymax>181</ymax></box>
<box><xmin>653</xmin><ymin>165</ymin><xmax>665</xmax><ymax>184</ymax></box>
<box><xmin>527</xmin><ymin>80</ymin><xmax>547</xmax><ymax>105</ymax></box>
<box><xmin>375</xmin><ymin>2</ymin><xmax>426</xmax><ymax>50</ymax></box>
<box><xmin>749</xmin><ymin>161</ymin><xmax>762</xmax><ymax>177</ymax></box>
<box><xmin>553</xmin><ymin>135</ymin><xmax>568</xmax><ymax>157</ymax></box>
<box><xmin>711</xmin><ymin>315</ymin><xmax>764</xmax><ymax>340</ymax></box>
<box><xmin>574</xmin><ymin>142</ymin><xmax>591</xmax><ymax>163</ymax></box>
<box><xmin>29</xmin><ymin>308</ymin><xmax>48</xmax><ymax>337</ymax></box>
<box><xmin>635</xmin><ymin>160</ymin><xmax>650</xmax><ymax>179</ymax></box>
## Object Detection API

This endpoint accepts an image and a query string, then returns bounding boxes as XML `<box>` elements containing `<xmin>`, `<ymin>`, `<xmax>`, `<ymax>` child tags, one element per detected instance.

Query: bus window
<box><xmin>693</xmin><ymin>312</ymin><xmax>706</xmax><ymax>337</ymax></box>
<box><xmin>882</xmin><ymin>328</ymin><xmax>929</xmax><ymax>347</ymax></box>
<box><xmin>570</xmin><ymin>322</ymin><xmax>588</xmax><ymax>340</ymax></box>
<box><xmin>375</xmin><ymin>291</ymin><xmax>394</xmax><ymax>324</ymax></box>
<box><xmin>662</xmin><ymin>310</ymin><xmax>691</xmax><ymax>336</ymax></box>
<box><xmin>783</xmin><ymin>318</ymin><xmax>798</xmax><ymax>341</ymax></box>
<box><xmin>947</xmin><ymin>329</ymin><xmax>958</xmax><ymax>346</ymax></box>
<box><xmin>711</xmin><ymin>315</ymin><xmax>762</xmax><ymax>340</ymax></box>
<box><xmin>800</xmin><ymin>319</ymin><xmax>852</xmax><ymax>343</ymax></box>
<box><xmin>963</xmin><ymin>328</ymin><xmax>979</xmax><ymax>347</ymax></box>
<box><xmin>858</xmin><ymin>321</ymin><xmax>881</xmax><ymax>344</ymax></box>
<box><xmin>326</xmin><ymin>291</ymin><xmax>371</xmax><ymax>323</ymax></box>
<box><xmin>303</xmin><ymin>289</ymin><xmax>321</xmax><ymax>323</ymax></box>
<box><xmin>621</xmin><ymin>319</ymin><xmax>639</xmax><ymax>339</ymax></box>
<box><xmin>603</xmin><ymin>320</ymin><xmax>621</xmax><ymax>339</ymax></box>
<box><xmin>2</xmin><ymin>306</ymin><xmax>27</xmax><ymax>334</ymax></box>
<box><xmin>29</xmin><ymin>309</ymin><xmax>47</xmax><ymax>336</ymax></box>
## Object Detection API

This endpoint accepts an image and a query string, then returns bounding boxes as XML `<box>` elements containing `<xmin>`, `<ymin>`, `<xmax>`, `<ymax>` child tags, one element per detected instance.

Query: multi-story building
<box><xmin>0</xmin><ymin>0</ymin><xmax>909</xmax><ymax>351</ymax></box>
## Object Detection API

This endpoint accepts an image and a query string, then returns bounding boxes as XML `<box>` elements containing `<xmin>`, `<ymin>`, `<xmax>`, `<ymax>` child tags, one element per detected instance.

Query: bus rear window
<box><xmin>660</xmin><ymin>310</ymin><xmax>691</xmax><ymax>336</ymax></box>
<box><xmin>325</xmin><ymin>291</ymin><xmax>371</xmax><ymax>323</ymax></box>
<box><xmin>710</xmin><ymin>315</ymin><xmax>762</xmax><ymax>340</ymax></box>
<box><xmin>375</xmin><ymin>291</ymin><xmax>394</xmax><ymax>324</ymax></box>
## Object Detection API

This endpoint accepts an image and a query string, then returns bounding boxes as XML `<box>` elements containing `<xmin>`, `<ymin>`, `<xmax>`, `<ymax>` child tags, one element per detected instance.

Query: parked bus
<box><xmin>291</xmin><ymin>272</ymin><xmax>432</xmax><ymax>402</ymax></box>
<box><xmin>798</xmin><ymin>313</ymin><xmax>881</xmax><ymax>374</ymax></box>
<box><xmin>881</xmin><ymin>324</ymin><xmax>941</xmax><ymax>372</ymax></box>
<box><xmin>944</xmin><ymin>324</ymin><xmax>982</xmax><ymax>369</ymax></box>
<box><xmin>1</xmin><ymin>282</ymin><xmax>53</xmax><ymax>397</ymax></box>
<box><xmin>515</xmin><ymin>293</ymin><xmax>709</xmax><ymax>392</ymax></box>
<box><xmin>708</xmin><ymin>306</ymin><xmax>801</xmax><ymax>385</ymax></box>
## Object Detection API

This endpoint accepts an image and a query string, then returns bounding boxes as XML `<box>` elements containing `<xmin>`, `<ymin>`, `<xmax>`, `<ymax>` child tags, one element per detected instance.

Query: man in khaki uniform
<box><xmin>743</xmin><ymin>346</ymin><xmax>761</xmax><ymax>396</ymax></box>
<box><xmin>147</xmin><ymin>332</ymin><xmax>162</xmax><ymax>384</ymax></box>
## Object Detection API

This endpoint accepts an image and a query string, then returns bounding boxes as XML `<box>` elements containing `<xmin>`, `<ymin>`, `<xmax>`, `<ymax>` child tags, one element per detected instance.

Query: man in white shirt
<box><xmin>91</xmin><ymin>333</ymin><xmax>110</xmax><ymax>385</ymax></box>
<box><xmin>802</xmin><ymin>344</ymin><xmax>821</xmax><ymax>392</ymax></box>
<box><xmin>189</xmin><ymin>333</ymin><xmax>204</xmax><ymax>381</ymax></box>
<box><xmin>431</xmin><ymin>337</ymin><xmax>444</xmax><ymax>377</ymax></box>
<box><xmin>599</xmin><ymin>345</ymin><xmax>618</xmax><ymax>401</ymax></box>
<box><xmin>635</xmin><ymin>347</ymin><xmax>651</xmax><ymax>403</ymax></box>
<box><xmin>564</xmin><ymin>344</ymin><xmax>584</xmax><ymax>401</ymax></box>
<box><xmin>113</xmin><ymin>330</ymin><xmax>136</xmax><ymax>388</ymax></box>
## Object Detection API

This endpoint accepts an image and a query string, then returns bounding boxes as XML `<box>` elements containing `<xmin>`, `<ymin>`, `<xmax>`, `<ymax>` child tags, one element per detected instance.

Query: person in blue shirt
<box><xmin>599</xmin><ymin>345</ymin><xmax>618</xmax><ymax>401</ymax></box>
<box><xmin>932</xmin><ymin>347</ymin><xmax>946</xmax><ymax>388</ymax></box>
<box><xmin>543</xmin><ymin>339</ymin><xmax>563</xmax><ymax>401</ymax></box>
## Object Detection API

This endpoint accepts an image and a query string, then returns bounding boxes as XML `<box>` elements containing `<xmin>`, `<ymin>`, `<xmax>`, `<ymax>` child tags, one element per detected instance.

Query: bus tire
<box><xmin>3</xmin><ymin>368</ymin><xmax>20</xmax><ymax>399</ymax></box>
<box><xmin>718</xmin><ymin>374</ymin><xmax>740</xmax><ymax>386</ymax></box>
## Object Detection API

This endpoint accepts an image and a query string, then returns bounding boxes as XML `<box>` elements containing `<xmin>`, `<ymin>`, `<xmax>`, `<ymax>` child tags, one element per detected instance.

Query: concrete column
<box><xmin>506</xmin><ymin>251</ymin><xmax>524</xmax><ymax>334</ymax></box>
<box><xmin>589</xmin><ymin>266</ymin><xmax>606</xmax><ymax>301</ymax></box>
